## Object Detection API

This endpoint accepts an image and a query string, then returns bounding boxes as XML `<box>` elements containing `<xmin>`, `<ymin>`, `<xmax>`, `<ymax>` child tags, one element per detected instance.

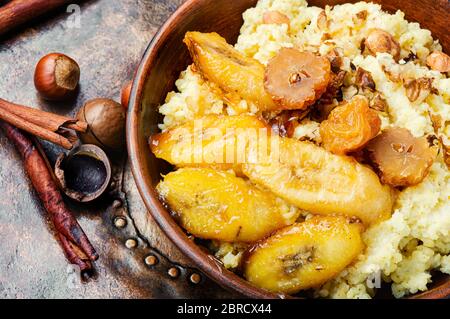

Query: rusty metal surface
<box><xmin>0</xmin><ymin>0</ymin><xmax>238</xmax><ymax>299</ymax></box>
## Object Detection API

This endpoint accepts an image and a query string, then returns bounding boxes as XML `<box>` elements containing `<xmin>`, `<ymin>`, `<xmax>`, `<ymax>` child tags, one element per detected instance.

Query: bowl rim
<box><xmin>127</xmin><ymin>0</ymin><xmax>450</xmax><ymax>299</ymax></box>
<box><xmin>127</xmin><ymin>0</ymin><xmax>276</xmax><ymax>299</ymax></box>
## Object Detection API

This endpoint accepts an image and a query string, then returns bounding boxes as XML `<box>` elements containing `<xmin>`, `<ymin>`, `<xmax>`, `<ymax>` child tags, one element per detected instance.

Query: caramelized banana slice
<box><xmin>366</xmin><ymin>128</ymin><xmax>438</xmax><ymax>187</ymax></box>
<box><xmin>184</xmin><ymin>32</ymin><xmax>277</xmax><ymax>111</ymax></box>
<box><xmin>244</xmin><ymin>216</ymin><xmax>364</xmax><ymax>294</ymax></box>
<box><xmin>242</xmin><ymin>138</ymin><xmax>394</xmax><ymax>225</ymax></box>
<box><xmin>157</xmin><ymin>168</ymin><xmax>300</xmax><ymax>242</ymax></box>
<box><xmin>264</xmin><ymin>48</ymin><xmax>331</xmax><ymax>110</ymax></box>
<box><xmin>152</xmin><ymin>115</ymin><xmax>394</xmax><ymax>225</ymax></box>
<box><xmin>150</xmin><ymin>114</ymin><xmax>270</xmax><ymax>170</ymax></box>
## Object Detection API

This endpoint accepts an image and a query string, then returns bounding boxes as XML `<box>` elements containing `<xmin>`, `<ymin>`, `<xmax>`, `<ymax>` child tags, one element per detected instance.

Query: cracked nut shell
<box><xmin>54</xmin><ymin>144</ymin><xmax>112</xmax><ymax>203</ymax></box>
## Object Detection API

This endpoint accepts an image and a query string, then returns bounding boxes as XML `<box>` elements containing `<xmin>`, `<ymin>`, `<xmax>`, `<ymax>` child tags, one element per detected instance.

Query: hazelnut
<box><xmin>77</xmin><ymin>98</ymin><xmax>126</xmax><ymax>151</ymax></box>
<box><xmin>426</xmin><ymin>51</ymin><xmax>450</xmax><ymax>73</ymax></box>
<box><xmin>365</xmin><ymin>29</ymin><xmax>401</xmax><ymax>61</ymax></box>
<box><xmin>34</xmin><ymin>53</ymin><xmax>80</xmax><ymax>101</ymax></box>
<box><xmin>263</xmin><ymin>11</ymin><xmax>290</xmax><ymax>25</ymax></box>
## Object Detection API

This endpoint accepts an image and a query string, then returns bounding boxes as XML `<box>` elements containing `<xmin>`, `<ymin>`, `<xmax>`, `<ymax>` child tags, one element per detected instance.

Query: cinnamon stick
<box><xmin>0</xmin><ymin>105</ymin><xmax>73</xmax><ymax>149</ymax></box>
<box><xmin>0</xmin><ymin>0</ymin><xmax>78</xmax><ymax>36</ymax></box>
<box><xmin>0</xmin><ymin>121</ymin><xmax>98</xmax><ymax>273</ymax></box>
<box><xmin>0</xmin><ymin>98</ymin><xmax>88</xmax><ymax>133</ymax></box>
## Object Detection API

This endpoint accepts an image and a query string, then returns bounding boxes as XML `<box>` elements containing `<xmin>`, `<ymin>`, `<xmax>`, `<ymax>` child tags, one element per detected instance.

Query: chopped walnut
<box><xmin>360</xmin><ymin>38</ymin><xmax>366</xmax><ymax>52</ymax></box>
<box><xmin>317</xmin><ymin>10</ymin><xmax>329</xmax><ymax>30</ymax></box>
<box><xmin>353</xmin><ymin>10</ymin><xmax>368</xmax><ymax>25</ymax></box>
<box><xmin>311</xmin><ymin>69</ymin><xmax>346</xmax><ymax>122</ymax></box>
<box><xmin>441</xmin><ymin>140</ymin><xmax>450</xmax><ymax>170</ymax></box>
<box><xmin>356</xmin><ymin>10</ymin><xmax>368</xmax><ymax>20</ymax></box>
<box><xmin>404</xmin><ymin>52</ymin><xmax>418</xmax><ymax>63</ymax></box>
<box><xmin>318</xmin><ymin>70</ymin><xmax>346</xmax><ymax>105</ymax></box>
<box><xmin>403</xmin><ymin>77</ymin><xmax>432</xmax><ymax>103</ymax></box>
<box><xmin>370</xmin><ymin>93</ymin><xmax>388</xmax><ymax>112</ymax></box>
<box><xmin>356</xmin><ymin>67</ymin><xmax>376</xmax><ymax>91</ymax></box>
<box><xmin>365</xmin><ymin>29</ymin><xmax>401</xmax><ymax>61</ymax></box>
<box><xmin>429</xmin><ymin>113</ymin><xmax>443</xmax><ymax>133</ymax></box>
<box><xmin>321</xmin><ymin>33</ymin><xmax>332</xmax><ymax>41</ymax></box>
<box><xmin>270</xmin><ymin>109</ymin><xmax>310</xmax><ymax>138</ymax></box>
<box><xmin>381</xmin><ymin>65</ymin><xmax>402</xmax><ymax>83</ymax></box>
<box><xmin>326</xmin><ymin>49</ymin><xmax>343</xmax><ymax>73</ymax></box>
<box><xmin>426</xmin><ymin>51</ymin><xmax>450</xmax><ymax>73</ymax></box>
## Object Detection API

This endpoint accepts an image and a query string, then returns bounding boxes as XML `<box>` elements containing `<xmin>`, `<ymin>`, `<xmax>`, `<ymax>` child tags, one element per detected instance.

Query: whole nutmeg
<box><xmin>34</xmin><ymin>53</ymin><xmax>80</xmax><ymax>100</ymax></box>
<box><xmin>77</xmin><ymin>98</ymin><xmax>126</xmax><ymax>151</ymax></box>
<box><xmin>365</xmin><ymin>29</ymin><xmax>400</xmax><ymax>61</ymax></box>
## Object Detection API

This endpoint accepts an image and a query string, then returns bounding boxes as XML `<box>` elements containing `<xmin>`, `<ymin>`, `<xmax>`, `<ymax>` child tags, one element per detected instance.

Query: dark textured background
<box><xmin>0</xmin><ymin>0</ymin><xmax>237</xmax><ymax>299</ymax></box>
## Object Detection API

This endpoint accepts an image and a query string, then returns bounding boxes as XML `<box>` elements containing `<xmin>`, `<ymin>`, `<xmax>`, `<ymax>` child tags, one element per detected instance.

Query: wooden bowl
<box><xmin>127</xmin><ymin>0</ymin><xmax>450</xmax><ymax>299</ymax></box>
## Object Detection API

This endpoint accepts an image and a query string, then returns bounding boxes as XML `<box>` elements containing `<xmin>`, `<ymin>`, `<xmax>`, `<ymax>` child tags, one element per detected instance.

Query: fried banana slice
<box><xmin>157</xmin><ymin>168</ymin><xmax>300</xmax><ymax>243</ymax></box>
<box><xmin>242</xmin><ymin>138</ymin><xmax>394</xmax><ymax>225</ymax></box>
<box><xmin>152</xmin><ymin>115</ymin><xmax>394</xmax><ymax>225</ymax></box>
<box><xmin>184</xmin><ymin>32</ymin><xmax>277</xmax><ymax>111</ymax></box>
<box><xmin>150</xmin><ymin>114</ymin><xmax>271</xmax><ymax>171</ymax></box>
<box><xmin>244</xmin><ymin>216</ymin><xmax>364</xmax><ymax>294</ymax></box>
